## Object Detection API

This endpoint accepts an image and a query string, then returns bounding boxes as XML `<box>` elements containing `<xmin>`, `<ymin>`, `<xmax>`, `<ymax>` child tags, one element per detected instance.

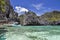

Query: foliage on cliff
<box><xmin>0</xmin><ymin>0</ymin><xmax>18</xmax><ymax>22</ymax></box>
<box><xmin>0</xmin><ymin>0</ymin><xmax>6</xmax><ymax>12</ymax></box>
<box><xmin>19</xmin><ymin>11</ymin><xmax>60</xmax><ymax>25</ymax></box>
<box><xmin>41</xmin><ymin>11</ymin><xmax>60</xmax><ymax>22</ymax></box>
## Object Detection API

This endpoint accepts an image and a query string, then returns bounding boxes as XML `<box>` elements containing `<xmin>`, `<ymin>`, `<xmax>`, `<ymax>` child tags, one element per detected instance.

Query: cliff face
<box><xmin>39</xmin><ymin>11</ymin><xmax>60</xmax><ymax>25</ymax></box>
<box><xmin>0</xmin><ymin>0</ymin><xmax>18</xmax><ymax>22</ymax></box>
<box><xmin>19</xmin><ymin>11</ymin><xmax>60</xmax><ymax>25</ymax></box>
<box><xmin>19</xmin><ymin>11</ymin><xmax>40</xmax><ymax>25</ymax></box>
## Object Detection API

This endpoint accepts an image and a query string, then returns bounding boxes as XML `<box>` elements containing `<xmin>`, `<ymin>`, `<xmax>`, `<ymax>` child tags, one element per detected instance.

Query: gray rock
<box><xmin>19</xmin><ymin>11</ymin><xmax>40</xmax><ymax>25</ymax></box>
<box><xmin>0</xmin><ymin>0</ymin><xmax>18</xmax><ymax>23</ymax></box>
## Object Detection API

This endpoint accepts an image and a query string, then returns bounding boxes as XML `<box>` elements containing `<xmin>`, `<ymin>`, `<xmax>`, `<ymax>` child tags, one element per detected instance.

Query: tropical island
<box><xmin>0</xmin><ymin>0</ymin><xmax>60</xmax><ymax>40</ymax></box>
<box><xmin>0</xmin><ymin>0</ymin><xmax>60</xmax><ymax>26</ymax></box>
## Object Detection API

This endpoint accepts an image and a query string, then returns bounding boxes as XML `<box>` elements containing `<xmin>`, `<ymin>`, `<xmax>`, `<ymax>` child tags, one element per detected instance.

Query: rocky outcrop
<box><xmin>19</xmin><ymin>11</ymin><xmax>40</xmax><ymax>25</ymax></box>
<box><xmin>19</xmin><ymin>11</ymin><xmax>60</xmax><ymax>25</ymax></box>
<box><xmin>39</xmin><ymin>11</ymin><xmax>60</xmax><ymax>25</ymax></box>
<box><xmin>0</xmin><ymin>0</ymin><xmax>18</xmax><ymax>23</ymax></box>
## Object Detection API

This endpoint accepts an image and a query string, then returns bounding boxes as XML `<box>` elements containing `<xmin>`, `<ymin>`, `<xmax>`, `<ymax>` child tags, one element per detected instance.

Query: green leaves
<box><xmin>42</xmin><ymin>11</ymin><xmax>60</xmax><ymax>22</ymax></box>
<box><xmin>0</xmin><ymin>0</ymin><xmax>6</xmax><ymax>13</ymax></box>
<box><xmin>1</xmin><ymin>0</ymin><xmax>5</xmax><ymax>5</ymax></box>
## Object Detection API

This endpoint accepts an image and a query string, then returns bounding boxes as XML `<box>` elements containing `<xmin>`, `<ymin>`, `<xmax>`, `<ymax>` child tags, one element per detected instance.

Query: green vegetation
<box><xmin>0</xmin><ymin>0</ymin><xmax>6</xmax><ymax>12</ymax></box>
<box><xmin>41</xmin><ymin>11</ymin><xmax>60</xmax><ymax>22</ymax></box>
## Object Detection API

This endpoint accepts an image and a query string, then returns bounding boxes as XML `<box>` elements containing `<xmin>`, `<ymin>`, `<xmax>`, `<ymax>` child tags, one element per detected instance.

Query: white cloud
<box><xmin>36</xmin><ymin>8</ymin><xmax>54</xmax><ymax>16</ymax></box>
<box><xmin>32</xmin><ymin>3</ymin><xmax>44</xmax><ymax>10</ymax></box>
<box><xmin>15</xmin><ymin>6</ymin><xmax>29</xmax><ymax>15</ymax></box>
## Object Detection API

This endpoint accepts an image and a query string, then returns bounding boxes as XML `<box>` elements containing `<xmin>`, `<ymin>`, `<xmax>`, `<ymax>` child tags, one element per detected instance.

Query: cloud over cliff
<box><xmin>15</xmin><ymin>6</ymin><xmax>29</xmax><ymax>15</ymax></box>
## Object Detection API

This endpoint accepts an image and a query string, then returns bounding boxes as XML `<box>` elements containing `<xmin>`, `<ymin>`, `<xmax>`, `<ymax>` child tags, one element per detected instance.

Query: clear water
<box><xmin>0</xmin><ymin>25</ymin><xmax>60</xmax><ymax>40</ymax></box>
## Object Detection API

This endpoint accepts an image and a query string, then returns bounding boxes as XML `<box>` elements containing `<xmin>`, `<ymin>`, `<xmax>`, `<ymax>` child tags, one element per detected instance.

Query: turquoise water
<box><xmin>0</xmin><ymin>25</ymin><xmax>60</xmax><ymax>40</ymax></box>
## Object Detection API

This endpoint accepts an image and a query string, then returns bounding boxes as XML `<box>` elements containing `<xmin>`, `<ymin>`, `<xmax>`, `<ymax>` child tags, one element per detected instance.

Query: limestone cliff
<box><xmin>0</xmin><ymin>0</ymin><xmax>18</xmax><ymax>23</ymax></box>
<box><xmin>39</xmin><ymin>11</ymin><xmax>60</xmax><ymax>25</ymax></box>
<box><xmin>19</xmin><ymin>11</ymin><xmax>60</xmax><ymax>25</ymax></box>
<box><xmin>19</xmin><ymin>11</ymin><xmax>40</xmax><ymax>25</ymax></box>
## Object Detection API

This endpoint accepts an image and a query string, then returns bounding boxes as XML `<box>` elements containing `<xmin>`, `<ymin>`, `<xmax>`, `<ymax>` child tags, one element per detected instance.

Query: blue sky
<box><xmin>10</xmin><ymin>0</ymin><xmax>60</xmax><ymax>16</ymax></box>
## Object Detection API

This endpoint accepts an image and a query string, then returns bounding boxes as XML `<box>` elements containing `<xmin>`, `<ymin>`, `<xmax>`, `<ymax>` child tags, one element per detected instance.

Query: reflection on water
<box><xmin>0</xmin><ymin>25</ymin><xmax>60</xmax><ymax>40</ymax></box>
<box><xmin>0</xmin><ymin>33</ymin><xmax>6</xmax><ymax>40</ymax></box>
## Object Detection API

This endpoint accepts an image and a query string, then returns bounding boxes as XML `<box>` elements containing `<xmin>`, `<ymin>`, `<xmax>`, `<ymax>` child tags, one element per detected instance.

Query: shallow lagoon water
<box><xmin>0</xmin><ymin>25</ymin><xmax>60</xmax><ymax>40</ymax></box>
